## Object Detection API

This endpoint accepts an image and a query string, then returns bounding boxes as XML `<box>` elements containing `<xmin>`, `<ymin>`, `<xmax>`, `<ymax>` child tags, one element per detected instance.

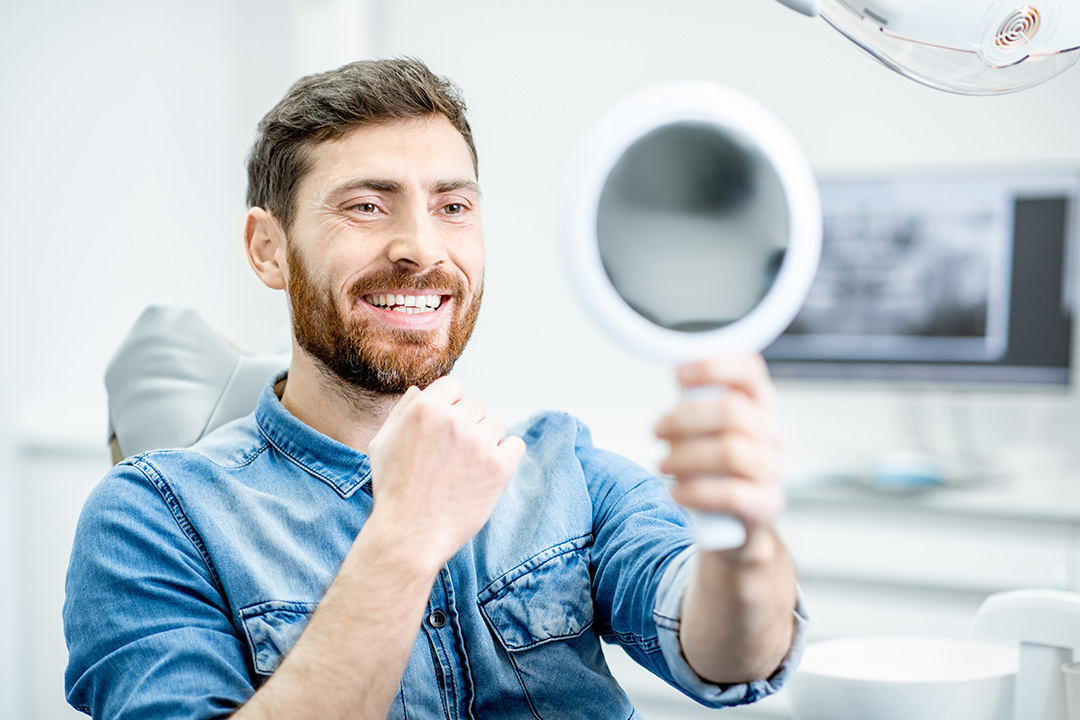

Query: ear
<box><xmin>245</xmin><ymin>207</ymin><xmax>288</xmax><ymax>290</ymax></box>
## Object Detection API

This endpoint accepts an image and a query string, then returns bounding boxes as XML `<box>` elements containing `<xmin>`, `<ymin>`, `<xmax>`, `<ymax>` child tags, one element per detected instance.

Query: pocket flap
<box><xmin>480</xmin><ymin>540</ymin><xmax>594</xmax><ymax>651</ymax></box>
<box><xmin>240</xmin><ymin>600</ymin><xmax>318</xmax><ymax>676</ymax></box>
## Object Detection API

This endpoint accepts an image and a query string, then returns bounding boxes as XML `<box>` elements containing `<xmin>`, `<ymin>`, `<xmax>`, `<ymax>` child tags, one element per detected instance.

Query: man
<box><xmin>65</xmin><ymin>58</ymin><xmax>806</xmax><ymax>719</ymax></box>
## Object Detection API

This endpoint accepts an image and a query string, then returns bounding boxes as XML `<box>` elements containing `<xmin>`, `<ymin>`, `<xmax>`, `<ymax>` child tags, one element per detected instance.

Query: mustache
<box><xmin>346</xmin><ymin>266</ymin><xmax>466</xmax><ymax>302</ymax></box>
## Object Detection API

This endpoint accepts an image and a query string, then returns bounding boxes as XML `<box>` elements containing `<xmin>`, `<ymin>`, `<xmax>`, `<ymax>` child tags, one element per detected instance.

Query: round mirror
<box><xmin>565</xmin><ymin>82</ymin><xmax>822</xmax><ymax>363</ymax></box>
<box><xmin>564</xmin><ymin>82</ymin><xmax>822</xmax><ymax>549</ymax></box>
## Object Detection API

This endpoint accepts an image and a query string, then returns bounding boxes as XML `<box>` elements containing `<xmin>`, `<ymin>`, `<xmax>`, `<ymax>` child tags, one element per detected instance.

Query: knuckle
<box><xmin>701</xmin><ymin>401</ymin><xmax>725</xmax><ymax>430</ymax></box>
<box><xmin>724</xmin><ymin>484</ymin><xmax>750</xmax><ymax>516</ymax></box>
<box><xmin>713</xmin><ymin>439</ymin><xmax>738</xmax><ymax>471</ymax></box>
<box><xmin>410</xmin><ymin>400</ymin><xmax>439</xmax><ymax>425</ymax></box>
<box><xmin>718</xmin><ymin>394</ymin><xmax>742</xmax><ymax>427</ymax></box>
<box><xmin>723</xmin><ymin>438</ymin><xmax>761</xmax><ymax>478</ymax></box>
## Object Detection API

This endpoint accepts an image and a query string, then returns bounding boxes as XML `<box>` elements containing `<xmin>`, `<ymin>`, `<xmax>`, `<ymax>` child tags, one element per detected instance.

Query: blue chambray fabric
<box><xmin>64</xmin><ymin>375</ymin><xmax>808</xmax><ymax>719</ymax></box>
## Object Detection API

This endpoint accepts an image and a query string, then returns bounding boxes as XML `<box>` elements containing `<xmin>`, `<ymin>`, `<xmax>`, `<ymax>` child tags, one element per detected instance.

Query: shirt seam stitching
<box><xmin>604</xmin><ymin>628</ymin><xmax>661</xmax><ymax>651</ymax></box>
<box><xmin>129</xmin><ymin>456</ymin><xmax>227</xmax><ymax>594</ymax></box>
<box><xmin>257</xmin><ymin>420</ymin><xmax>364</xmax><ymax>498</ymax></box>
<box><xmin>133</xmin><ymin>441</ymin><xmax>270</xmax><ymax>471</ymax></box>
<box><xmin>476</xmin><ymin>532</ymin><xmax>594</xmax><ymax>601</ymax></box>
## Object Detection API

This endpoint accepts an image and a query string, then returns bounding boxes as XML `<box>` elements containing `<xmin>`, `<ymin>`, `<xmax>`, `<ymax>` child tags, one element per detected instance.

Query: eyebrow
<box><xmin>329</xmin><ymin>178</ymin><xmax>403</xmax><ymax>197</ymax></box>
<box><xmin>328</xmin><ymin>178</ymin><xmax>482</xmax><ymax>199</ymax></box>
<box><xmin>434</xmin><ymin>179</ymin><xmax>482</xmax><ymax>198</ymax></box>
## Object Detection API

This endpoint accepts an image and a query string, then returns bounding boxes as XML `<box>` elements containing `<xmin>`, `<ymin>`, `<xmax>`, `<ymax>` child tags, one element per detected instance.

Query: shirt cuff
<box><xmin>652</xmin><ymin>545</ymin><xmax>810</xmax><ymax>707</ymax></box>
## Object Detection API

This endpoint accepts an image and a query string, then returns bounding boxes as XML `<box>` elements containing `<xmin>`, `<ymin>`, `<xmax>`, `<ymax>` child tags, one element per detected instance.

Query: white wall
<box><xmin>0</xmin><ymin>1</ymin><xmax>372</xmax><ymax>717</ymax></box>
<box><xmin>4</xmin><ymin>1</ymin><xmax>1080</xmax><ymax>718</ymax></box>
<box><xmin>377</xmin><ymin>0</ymin><xmax>1080</xmax><ymax>476</ymax></box>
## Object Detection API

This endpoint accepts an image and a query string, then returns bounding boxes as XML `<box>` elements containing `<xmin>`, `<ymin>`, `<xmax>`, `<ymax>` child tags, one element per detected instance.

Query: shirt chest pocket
<box><xmin>240</xmin><ymin>599</ymin><xmax>417</xmax><ymax>719</ymax></box>
<box><xmin>478</xmin><ymin>536</ymin><xmax>634</xmax><ymax>719</ymax></box>
<box><xmin>239</xmin><ymin>600</ymin><xmax>318</xmax><ymax>681</ymax></box>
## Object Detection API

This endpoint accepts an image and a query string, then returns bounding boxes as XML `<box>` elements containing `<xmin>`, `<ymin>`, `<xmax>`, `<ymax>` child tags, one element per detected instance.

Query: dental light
<box><xmin>777</xmin><ymin>0</ymin><xmax>1080</xmax><ymax>95</ymax></box>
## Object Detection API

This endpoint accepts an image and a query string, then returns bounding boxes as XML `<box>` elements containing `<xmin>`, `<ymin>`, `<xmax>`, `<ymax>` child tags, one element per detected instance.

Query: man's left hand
<box><xmin>654</xmin><ymin>354</ymin><xmax>785</xmax><ymax>547</ymax></box>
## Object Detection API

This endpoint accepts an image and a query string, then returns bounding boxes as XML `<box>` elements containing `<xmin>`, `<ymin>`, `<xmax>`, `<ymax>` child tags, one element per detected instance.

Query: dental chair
<box><xmin>106</xmin><ymin>305</ymin><xmax>290</xmax><ymax>463</ymax></box>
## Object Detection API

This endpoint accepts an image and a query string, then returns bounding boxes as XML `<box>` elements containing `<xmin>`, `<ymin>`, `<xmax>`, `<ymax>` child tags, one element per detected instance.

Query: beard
<box><xmin>287</xmin><ymin>243</ymin><xmax>482</xmax><ymax>395</ymax></box>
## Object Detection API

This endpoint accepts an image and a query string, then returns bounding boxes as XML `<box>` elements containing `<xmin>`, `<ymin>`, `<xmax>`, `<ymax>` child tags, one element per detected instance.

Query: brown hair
<box><xmin>245</xmin><ymin>57</ymin><xmax>477</xmax><ymax>231</ymax></box>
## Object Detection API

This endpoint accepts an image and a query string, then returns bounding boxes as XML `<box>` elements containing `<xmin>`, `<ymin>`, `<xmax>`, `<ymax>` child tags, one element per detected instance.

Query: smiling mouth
<box><xmin>364</xmin><ymin>293</ymin><xmax>445</xmax><ymax>314</ymax></box>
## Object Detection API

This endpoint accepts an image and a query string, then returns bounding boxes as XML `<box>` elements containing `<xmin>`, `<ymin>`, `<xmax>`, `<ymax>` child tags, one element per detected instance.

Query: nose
<box><xmin>386</xmin><ymin>203</ymin><xmax>447</xmax><ymax>270</ymax></box>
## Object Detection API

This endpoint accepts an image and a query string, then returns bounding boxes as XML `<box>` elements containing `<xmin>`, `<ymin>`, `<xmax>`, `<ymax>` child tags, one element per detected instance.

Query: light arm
<box><xmin>773</xmin><ymin>0</ymin><xmax>821</xmax><ymax>17</ymax></box>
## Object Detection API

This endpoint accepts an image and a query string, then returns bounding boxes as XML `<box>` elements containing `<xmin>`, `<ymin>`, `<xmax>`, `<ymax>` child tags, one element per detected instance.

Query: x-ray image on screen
<box><xmin>778</xmin><ymin>179</ymin><xmax>1013</xmax><ymax>362</ymax></box>
<box><xmin>765</xmin><ymin>170</ymin><xmax>1078</xmax><ymax>386</ymax></box>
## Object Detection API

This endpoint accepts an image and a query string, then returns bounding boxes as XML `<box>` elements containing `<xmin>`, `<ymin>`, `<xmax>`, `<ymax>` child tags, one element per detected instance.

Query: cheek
<box><xmin>465</xmin><ymin>252</ymin><xmax>485</xmax><ymax>287</ymax></box>
<box><xmin>455</xmin><ymin>232</ymin><xmax>485</xmax><ymax>289</ymax></box>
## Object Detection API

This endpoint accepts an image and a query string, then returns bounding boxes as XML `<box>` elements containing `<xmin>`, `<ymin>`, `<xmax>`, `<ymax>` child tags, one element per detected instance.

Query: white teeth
<box><xmin>367</xmin><ymin>294</ymin><xmax>443</xmax><ymax>312</ymax></box>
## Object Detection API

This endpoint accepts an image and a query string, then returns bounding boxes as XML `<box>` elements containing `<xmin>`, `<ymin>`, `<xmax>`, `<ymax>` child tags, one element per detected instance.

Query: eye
<box><xmin>442</xmin><ymin>203</ymin><xmax>467</xmax><ymax>215</ymax></box>
<box><xmin>352</xmin><ymin>202</ymin><xmax>379</xmax><ymax>214</ymax></box>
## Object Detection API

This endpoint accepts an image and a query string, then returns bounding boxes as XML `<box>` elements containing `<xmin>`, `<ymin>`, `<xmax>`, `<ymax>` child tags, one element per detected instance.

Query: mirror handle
<box><xmin>681</xmin><ymin>385</ymin><xmax>749</xmax><ymax>551</ymax></box>
<box><xmin>691</xmin><ymin>510</ymin><xmax>748</xmax><ymax>551</ymax></box>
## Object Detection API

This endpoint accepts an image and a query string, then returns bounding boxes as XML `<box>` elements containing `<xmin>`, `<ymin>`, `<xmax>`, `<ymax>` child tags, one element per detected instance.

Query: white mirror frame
<box><xmin>564</xmin><ymin>81</ymin><xmax>823</xmax><ymax>363</ymax></box>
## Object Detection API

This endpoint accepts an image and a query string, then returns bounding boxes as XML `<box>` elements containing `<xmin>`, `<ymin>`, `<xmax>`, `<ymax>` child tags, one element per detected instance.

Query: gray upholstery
<box><xmin>106</xmin><ymin>305</ymin><xmax>290</xmax><ymax>461</ymax></box>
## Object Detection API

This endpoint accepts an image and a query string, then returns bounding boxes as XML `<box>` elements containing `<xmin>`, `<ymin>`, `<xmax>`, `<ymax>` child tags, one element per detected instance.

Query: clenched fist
<box><xmin>366</xmin><ymin>376</ymin><xmax>526</xmax><ymax>569</ymax></box>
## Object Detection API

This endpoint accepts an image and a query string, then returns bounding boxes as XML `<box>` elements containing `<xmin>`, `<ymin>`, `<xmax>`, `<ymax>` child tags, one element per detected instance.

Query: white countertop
<box><xmin>786</xmin><ymin>476</ymin><xmax>1080</xmax><ymax>524</ymax></box>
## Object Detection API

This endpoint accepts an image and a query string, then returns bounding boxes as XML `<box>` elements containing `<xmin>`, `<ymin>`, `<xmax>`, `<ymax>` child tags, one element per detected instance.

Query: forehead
<box><xmin>301</xmin><ymin>115</ymin><xmax>477</xmax><ymax>194</ymax></box>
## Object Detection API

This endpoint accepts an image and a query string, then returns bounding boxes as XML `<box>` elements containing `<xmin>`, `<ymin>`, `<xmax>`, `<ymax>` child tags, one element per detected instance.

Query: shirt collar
<box><xmin>254</xmin><ymin>372</ymin><xmax>372</xmax><ymax>498</ymax></box>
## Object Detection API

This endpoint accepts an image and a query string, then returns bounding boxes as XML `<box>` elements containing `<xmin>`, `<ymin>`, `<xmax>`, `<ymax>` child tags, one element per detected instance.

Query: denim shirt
<box><xmin>65</xmin><ymin>378</ymin><xmax>807</xmax><ymax>719</ymax></box>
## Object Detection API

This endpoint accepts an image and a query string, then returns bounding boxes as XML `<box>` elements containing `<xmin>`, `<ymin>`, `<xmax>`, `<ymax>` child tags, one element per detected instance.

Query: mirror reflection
<box><xmin>596</xmin><ymin>121</ymin><xmax>790</xmax><ymax>332</ymax></box>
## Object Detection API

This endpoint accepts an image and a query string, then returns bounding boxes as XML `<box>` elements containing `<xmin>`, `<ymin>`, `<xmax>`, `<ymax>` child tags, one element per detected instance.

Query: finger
<box><xmin>676</xmin><ymin>355</ymin><xmax>775</xmax><ymax>406</ymax></box>
<box><xmin>383</xmin><ymin>385</ymin><xmax>423</xmax><ymax>425</ymax></box>
<box><xmin>497</xmin><ymin>434</ymin><xmax>527</xmax><ymax>468</ymax></box>
<box><xmin>417</xmin><ymin>375</ymin><xmax>466</xmax><ymax>405</ymax></box>
<box><xmin>453</xmin><ymin>396</ymin><xmax>487</xmax><ymax>425</ymax></box>
<box><xmin>670</xmin><ymin>476</ymin><xmax>786</xmax><ymax>528</ymax></box>
<box><xmin>659</xmin><ymin>434</ymin><xmax>781</xmax><ymax>486</ymax></box>
<box><xmin>655</xmin><ymin>390</ymin><xmax>781</xmax><ymax>446</ymax></box>
<box><xmin>475</xmin><ymin>415</ymin><xmax>507</xmax><ymax>446</ymax></box>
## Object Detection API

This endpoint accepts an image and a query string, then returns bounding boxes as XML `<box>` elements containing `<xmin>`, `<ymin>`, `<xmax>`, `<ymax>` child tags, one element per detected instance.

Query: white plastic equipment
<box><xmin>971</xmin><ymin>589</ymin><xmax>1080</xmax><ymax>720</ymax></box>
<box><xmin>786</xmin><ymin>589</ymin><xmax>1080</xmax><ymax>720</ymax></box>
<box><xmin>787</xmin><ymin>635</ymin><xmax>1017</xmax><ymax>720</ymax></box>
<box><xmin>776</xmin><ymin>0</ymin><xmax>1080</xmax><ymax>95</ymax></box>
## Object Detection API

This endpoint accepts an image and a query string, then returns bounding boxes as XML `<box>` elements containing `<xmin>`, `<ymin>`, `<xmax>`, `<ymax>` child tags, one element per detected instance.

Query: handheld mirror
<box><xmin>564</xmin><ymin>82</ymin><xmax>822</xmax><ymax>550</ymax></box>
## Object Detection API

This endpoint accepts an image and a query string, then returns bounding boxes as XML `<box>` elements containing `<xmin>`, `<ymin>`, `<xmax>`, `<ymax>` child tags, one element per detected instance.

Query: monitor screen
<box><xmin>764</xmin><ymin>170</ymin><xmax>1079</xmax><ymax>385</ymax></box>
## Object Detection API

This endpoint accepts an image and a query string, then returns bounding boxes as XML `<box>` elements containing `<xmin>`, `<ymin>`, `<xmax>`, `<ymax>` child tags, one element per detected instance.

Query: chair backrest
<box><xmin>106</xmin><ymin>305</ymin><xmax>290</xmax><ymax>462</ymax></box>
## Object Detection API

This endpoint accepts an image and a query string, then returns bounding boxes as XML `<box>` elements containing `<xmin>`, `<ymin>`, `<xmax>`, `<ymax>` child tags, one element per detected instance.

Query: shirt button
<box><xmin>428</xmin><ymin>610</ymin><xmax>447</xmax><ymax>628</ymax></box>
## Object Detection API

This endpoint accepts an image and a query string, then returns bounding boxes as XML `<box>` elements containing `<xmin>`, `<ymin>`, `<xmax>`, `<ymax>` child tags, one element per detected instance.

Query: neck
<box><xmin>279</xmin><ymin>342</ymin><xmax>401</xmax><ymax>454</ymax></box>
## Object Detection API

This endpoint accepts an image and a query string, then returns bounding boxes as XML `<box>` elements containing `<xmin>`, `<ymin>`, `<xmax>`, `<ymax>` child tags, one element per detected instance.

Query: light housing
<box><xmin>780</xmin><ymin>0</ymin><xmax>1080</xmax><ymax>95</ymax></box>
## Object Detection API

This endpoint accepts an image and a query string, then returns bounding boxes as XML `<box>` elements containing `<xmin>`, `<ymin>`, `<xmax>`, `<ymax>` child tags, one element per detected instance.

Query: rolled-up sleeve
<box><xmin>654</xmin><ymin>546</ymin><xmax>810</xmax><ymax>706</ymax></box>
<box><xmin>577</xmin><ymin>416</ymin><xmax>808</xmax><ymax>708</ymax></box>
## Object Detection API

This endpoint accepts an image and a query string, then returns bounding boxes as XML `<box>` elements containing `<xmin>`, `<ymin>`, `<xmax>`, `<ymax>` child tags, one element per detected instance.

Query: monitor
<box><xmin>764</xmin><ymin>169</ymin><xmax>1079</xmax><ymax>386</ymax></box>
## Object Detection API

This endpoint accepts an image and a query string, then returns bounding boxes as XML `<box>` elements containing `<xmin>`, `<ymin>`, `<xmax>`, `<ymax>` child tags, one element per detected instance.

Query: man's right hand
<box><xmin>366</xmin><ymin>376</ymin><xmax>526</xmax><ymax>569</ymax></box>
<box><xmin>236</xmin><ymin>375</ymin><xmax>522</xmax><ymax>720</ymax></box>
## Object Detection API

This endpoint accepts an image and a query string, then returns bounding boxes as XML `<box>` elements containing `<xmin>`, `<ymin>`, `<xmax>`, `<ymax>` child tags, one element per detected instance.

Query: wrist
<box><xmin>347</xmin><ymin>511</ymin><xmax>445</xmax><ymax>585</ymax></box>
<box><xmin>706</xmin><ymin>525</ymin><xmax>782</xmax><ymax>568</ymax></box>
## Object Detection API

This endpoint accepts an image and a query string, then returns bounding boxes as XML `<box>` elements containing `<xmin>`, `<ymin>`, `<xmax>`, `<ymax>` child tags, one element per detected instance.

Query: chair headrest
<box><xmin>106</xmin><ymin>305</ymin><xmax>290</xmax><ymax>461</ymax></box>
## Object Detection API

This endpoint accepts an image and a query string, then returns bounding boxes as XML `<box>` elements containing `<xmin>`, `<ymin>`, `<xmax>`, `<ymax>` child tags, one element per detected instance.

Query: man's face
<box><xmin>284</xmin><ymin>115</ymin><xmax>484</xmax><ymax>394</ymax></box>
